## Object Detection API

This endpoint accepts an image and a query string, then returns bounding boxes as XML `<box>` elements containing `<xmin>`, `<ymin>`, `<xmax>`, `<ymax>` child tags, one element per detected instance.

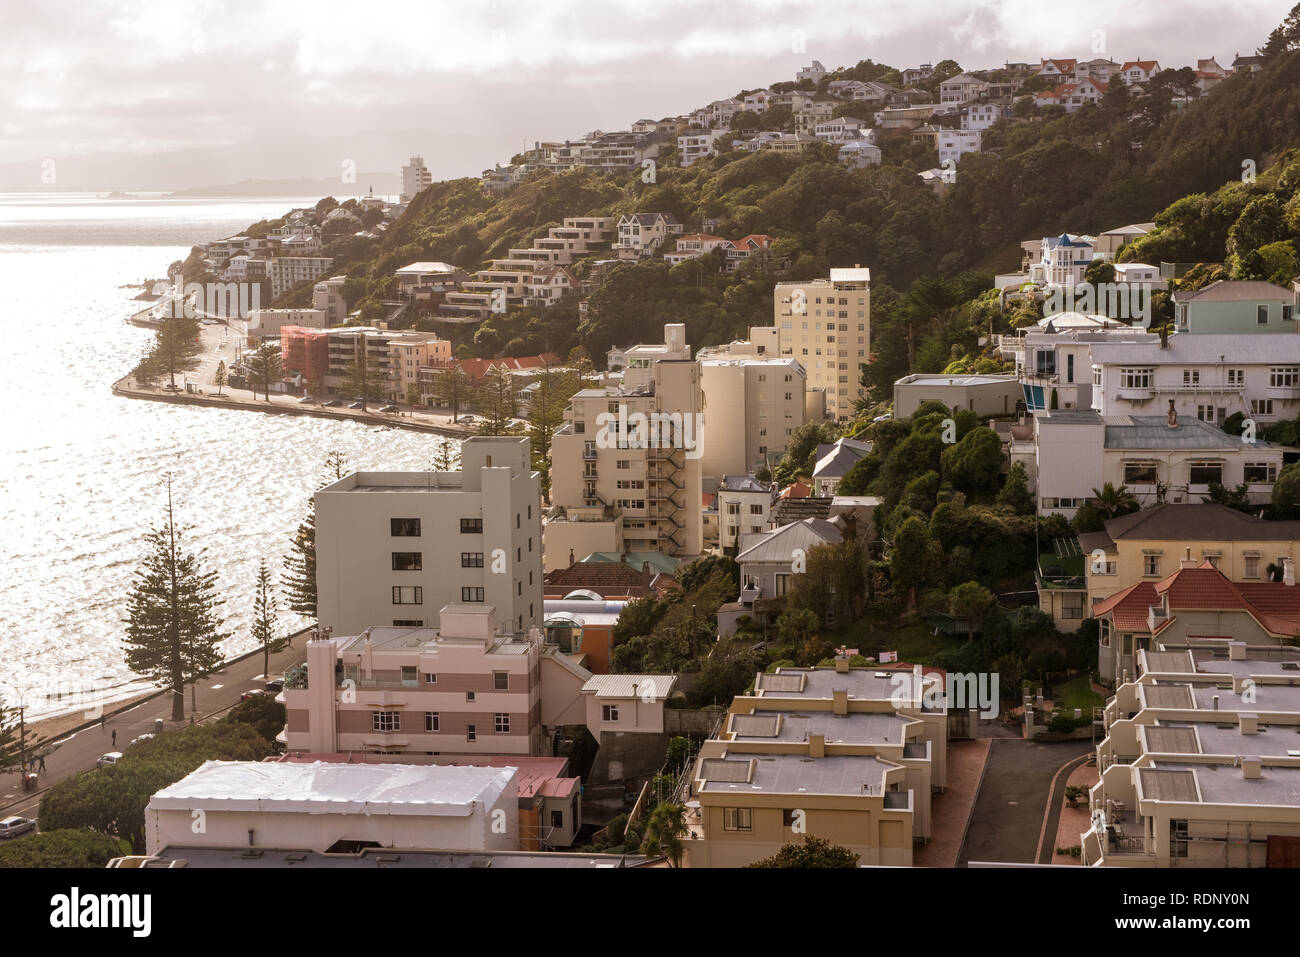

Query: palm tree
<box><xmin>641</xmin><ymin>802</ymin><xmax>689</xmax><ymax>867</ymax></box>
<box><xmin>1090</xmin><ymin>482</ymin><xmax>1140</xmax><ymax>520</ymax></box>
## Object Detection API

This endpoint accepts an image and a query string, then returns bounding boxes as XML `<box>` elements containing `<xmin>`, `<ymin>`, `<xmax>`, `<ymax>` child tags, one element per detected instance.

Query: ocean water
<box><xmin>0</xmin><ymin>192</ymin><xmax>444</xmax><ymax>718</ymax></box>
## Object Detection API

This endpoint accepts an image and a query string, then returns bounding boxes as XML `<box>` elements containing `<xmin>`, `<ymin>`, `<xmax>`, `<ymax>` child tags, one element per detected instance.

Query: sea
<box><xmin>0</xmin><ymin>191</ymin><xmax>443</xmax><ymax>719</ymax></box>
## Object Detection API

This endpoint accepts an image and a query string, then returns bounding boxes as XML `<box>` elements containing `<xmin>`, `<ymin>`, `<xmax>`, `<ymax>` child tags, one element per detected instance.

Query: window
<box><xmin>461</xmin><ymin>587</ymin><xmax>485</xmax><ymax>602</ymax></box>
<box><xmin>1251</xmin><ymin>399</ymin><xmax>1274</xmax><ymax>417</ymax></box>
<box><xmin>782</xmin><ymin>809</ymin><xmax>800</xmax><ymax>828</ymax></box>
<box><xmin>392</xmin><ymin>619</ymin><xmax>424</xmax><ymax>627</ymax></box>
<box><xmin>1182</xmin><ymin>368</ymin><xmax>1199</xmax><ymax>386</ymax></box>
<box><xmin>425</xmin><ymin>712</ymin><xmax>439</xmax><ymax>732</ymax></box>
<box><xmin>372</xmin><ymin>711</ymin><xmax>400</xmax><ymax>732</ymax></box>
<box><xmin>495</xmin><ymin>714</ymin><xmax>511</xmax><ymax>733</ymax></box>
<box><xmin>494</xmin><ymin>672</ymin><xmax>509</xmax><ymax>691</ymax></box>
<box><xmin>1227</xmin><ymin>369</ymin><xmax>1245</xmax><ymax>386</ymax></box>
<box><xmin>461</xmin><ymin>552</ymin><xmax>484</xmax><ymax>567</ymax></box>
<box><xmin>1269</xmin><ymin>367</ymin><xmax>1300</xmax><ymax>387</ymax></box>
<box><xmin>391</xmin><ymin>552</ymin><xmax>422</xmax><ymax>571</ymax></box>
<box><xmin>602</xmin><ymin>704</ymin><xmax>619</xmax><ymax>722</ymax></box>
<box><xmin>723</xmin><ymin>808</ymin><xmax>753</xmax><ymax>831</ymax></box>
<box><xmin>460</xmin><ymin>518</ymin><xmax>483</xmax><ymax>533</ymax></box>
<box><xmin>401</xmin><ymin>666</ymin><xmax>417</xmax><ymax>687</ymax></box>
<box><xmin>1034</xmin><ymin>351</ymin><xmax>1056</xmax><ymax>376</ymax></box>
<box><xmin>1244</xmin><ymin>462</ymin><xmax>1278</xmax><ymax>483</ymax></box>
<box><xmin>749</xmin><ymin>504</ymin><xmax>763</xmax><ymax>515</ymax></box>
<box><xmin>1257</xmin><ymin>305</ymin><xmax>1269</xmax><ymax>325</ymax></box>
<box><xmin>423</xmin><ymin>672</ymin><xmax>437</xmax><ymax>684</ymax></box>
<box><xmin>1188</xmin><ymin>462</ymin><xmax>1222</xmax><ymax>486</ymax></box>
<box><xmin>1123</xmin><ymin>463</ymin><xmax>1159</xmax><ymax>485</ymax></box>
<box><xmin>390</xmin><ymin>518</ymin><xmax>420</xmax><ymax>536</ymax></box>
<box><xmin>1061</xmin><ymin>593</ymin><xmax>1083</xmax><ymax>620</ymax></box>
<box><xmin>1143</xmin><ymin>555</ymin><xmax>1160</xmax><ymax>577</ymax></box>
<box><xmin>392</xmin><ymin>586</ymin><xmax>423</xmax><ymax>605</ymax></box>
<box><xmin>550</xmin><ymin>810</ymin><xmax>564</xmax><ymax>830</ymax></box>
<box><xmin>466</xmin><ymin>691</ymin><xmax>476</xmax><ymax>703</ymax></box>
<box><xmin>466</xmin><ymin>724</ymin><xmax>477</xmax><ymax>742</ymax></box>
<box><xmin>1244</xmin><ymin>556</ymin><xmax>1260</xmax><ymax>579</ymax></box>
<box><xmin>1119</xmin><ymin>368</ymin><xmax>1152</xmax><ymax>389</ymax></box>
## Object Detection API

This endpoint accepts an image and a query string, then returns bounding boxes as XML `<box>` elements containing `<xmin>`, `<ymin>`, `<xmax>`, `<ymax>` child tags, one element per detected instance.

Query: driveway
<box><xmin>957</xmin><ymin>737</ymin><xmax>1094</xmax><ymax>866</ymax></box>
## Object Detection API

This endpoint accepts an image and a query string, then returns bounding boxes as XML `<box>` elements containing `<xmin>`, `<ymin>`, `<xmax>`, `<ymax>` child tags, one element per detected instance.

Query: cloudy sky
<box><xmin>1</xmin><ymin>0</ymin><xmax>1292</xmax><ymax>188</ymax></box>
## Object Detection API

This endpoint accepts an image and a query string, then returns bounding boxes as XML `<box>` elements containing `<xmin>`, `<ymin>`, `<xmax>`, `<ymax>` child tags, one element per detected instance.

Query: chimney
<box><xmin>568</xmin><ymin>547</ymin><xmax>575</xmax><ymax>568</ymax></box>
<box><xmin>835</xmin><ymin>655</ymin><xmax>850</xmax><ymax>673</ymax></box>
<box><xmin>1229</xmin><ymin>641</ymin><xmax>1247</xmax><ymax>661</ymax></box>
<box><xmin>1239</xmin><ymin>712</ymin><xmax>1259</xmax><ymax>735</ymax></box>
<box><xmin>832</xmin><ymin>688</ymin><xmax>848</xmax><ymax>715</ymax></box>
<box><xmin>1231</xmin><ymin>675</ymin><xmax>1248</xmax><ymax>695</ymax></box>
<box><xmin>808</xmin><ymin>733</ymin><xmax>825</xmax><ymax>758</ymax></box>
<box><xmin>1242</xmin><ymin>756</ymin><xmax>1262</xmax><ymax>780</ymax></box>
<box><xmin>642</xmin><ymin>561</ymin><xmax>652</xmax><ymax>585</ymax></box>
<box><xmin>1212</xmin><ymin>695</ymin><xmax>1220</xmax><ymax>711</ymax></box>
<box><xmin>1166</xmin><ymin>398</ymin><xmax>1178</xmax><ymax>428</ymax></box>
<box><xmin>1180</xmin><ymin>547</ymin><xmax>1196</xmax><ymax>569</ymax></box>
<box><xmin>1285</xmin><ymin>558</ymin><xmax>1295</xmax><ymax>587</ymax></box>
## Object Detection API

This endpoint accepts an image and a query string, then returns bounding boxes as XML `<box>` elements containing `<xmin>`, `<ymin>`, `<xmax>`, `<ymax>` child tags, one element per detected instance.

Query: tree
<box><xmin>431</xmin><ymin>366</ymin><xmax>472</xmax><ymax>422</ymax></box>
<box><xmin>748</xmin><ymin>835</ymin><xmax>860</xmax><ymax>868</ymax></box>
<box><xmin>640</xmin><ymin>802</ymin><xmax>688</xmax><ymax>866</ymax></box>
<box><xmin>0</xmin><ymin>700</ymin><xmax>48</xmax><ymax>775</ymax></box>
<box><xmin>282</xmin><ymin>451</ymin><xmax>349</xmax><ymax>618</ymax></box>
<box><xmin>1090</xmin><ymin>482</ymin><xmax>1140</xmax><ymax>521</ymax></box>
<box><xmin>890</xmin><ymin>516</ymin><xmax>931</xmax><ymax>609</ymax></box>
<box><xmin>428</xmin><ymin>439</ymin><xmax>460</xmax><ymax>472</ymax></box>
<box><xmin>0</xmin><ymin>830</ymin><xmax>130</xmax><ymax>868</ymax></box>
<box><xmin>527</xmin><ymin>364</ymin><xmax>582</xmax><ymax>499</ymax></box>
<box><xmin>123</xmin><ymin>478</ymin><xmax>230</xmax><ymax>721</ymax></box>
<box><xmin>247</xmin><ymin>342</ymin><xmax>281</xmax><ymax>401</ymax></box>
<box><xmin>996</xmin><ymin>461</ymin><xmax>1035</xmax><ymax>514</ymax></box>
<box><xmin>940</xmin><ymin>426</ymin><xmax>1003</xmax><ymax>498</ymax></box>
<box><xmin>1201</xmin><ymin>482</ymin><xmax>1252</xmax><ymax>512</ymax></box>
<box><xmin>474</xmin><ymin>365</ymin><xmax>518</xmax><ymax>434</ymax></box>
<box><xmin>213</xmin><ymin>359</ymin><xmax>227</xmax><ymax>396</ymax></box>
<box><xmin>947</xmin><ymin>581</ymin><xmax>996</xmax><ymax>638</ymax></box>
<box><xmin>339</xmin><ymin>332</ymin><xmax>389</xmax><ymax>408</ymax></box>
<box><xmin>1261</xmin><ymin>2</ymin><xmax>1300</xmax><ymax>55</ymax></box>
<box><xmin>251</xmin><ymin>559</ymin><xmax>285</xmax><ymax>678</ymax></box>
<box><xmin>1273</xmin><ymin>463</ymin><xmax>1300</xmax><ymax>519</ymax></box>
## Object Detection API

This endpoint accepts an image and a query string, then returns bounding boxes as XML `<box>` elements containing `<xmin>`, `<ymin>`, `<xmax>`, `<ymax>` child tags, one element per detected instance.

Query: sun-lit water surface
<box><xmin>0</xmin><ymin>193</ymin><xmax>443</xmax><ymax>718</ymax></box>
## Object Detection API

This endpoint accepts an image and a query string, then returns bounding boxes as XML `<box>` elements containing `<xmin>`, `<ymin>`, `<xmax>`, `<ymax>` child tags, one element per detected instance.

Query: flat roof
<box><xmin>1150</xmin><ymin>761</ymin><xmax>1300</xmax><ymax>806</ymax></box>
<box><xmin>149</xmin><ymin>761</ymin><xmax>515</xmax><ymax>816</ymax></box>
<box><xmin>700</xmin><ymin>753</ymin><xmax>899</xmax><ymax>797</ymax></box>
<box><xmin>153</xmin><ymin>847</ymin><xmax>647</xmax><ymax>868</ymax></box>
<box><xmin>730</xmin><ymin>710</ymin><xmax>913</xmax><ymax>745</ymax></box>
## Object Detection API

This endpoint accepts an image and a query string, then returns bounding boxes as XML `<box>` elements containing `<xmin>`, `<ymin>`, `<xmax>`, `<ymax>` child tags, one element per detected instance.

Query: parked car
<box><xmin>96</xmin><ymin>751</ymin><xmax>123</xmax><ymax>769</ymax></box>
<box><xmin>348</xmin><ymin>401</ymin><xmax>365</xmax><ymax>409</ymax></box>
<box><xmin>0</xmin><ymin>816</ymin><xmax>36</xmax><ymax>839</ymax></box>
<box><xmin>298</xmin><ymin>395</ymin><xmax>314</xmax><ymax>404</ymax></box>
<box><xmin>264</xmin><ymin>678</ymin><xmax>284</xmax><ymax>692</ymax></box>
<box><xmin>458</xmin><ymin>414</ymin><xmax>476</xmax><ymax>423</ymax></box>
<box><xmin>241</xmin><ymin>689</ymin><xmax>269</xmax><ymax>701</ymax></box>
<box><xmin>129</xmin><ymin>733</ymin><xmax>155</xmax><ymax>746</ymax></box>
<box><xmin>322</xmin><ymin>399</ymin><xmax>343</xmax><ymax>407</ymax></box>
<box><xmin>379</xmin><ymin>404</ymin><xmax>398</xmax><ymax>413</ymax></box>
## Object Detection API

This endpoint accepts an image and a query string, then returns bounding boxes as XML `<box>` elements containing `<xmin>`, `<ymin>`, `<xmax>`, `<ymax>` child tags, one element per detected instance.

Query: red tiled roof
<box><xmin>1093</xmin><ymin>581</ymin><xmax>1157</xmax><ymax>631</ymax></box>
<box><xmin>777</xmin><ymin>480</ymin><xmax>812</xmax><ymax>500</ymax></box>
<box><xmin>1121</xmin><ymin>60</ymin><xmax>1159</xmax><ymax>71</ymax></box>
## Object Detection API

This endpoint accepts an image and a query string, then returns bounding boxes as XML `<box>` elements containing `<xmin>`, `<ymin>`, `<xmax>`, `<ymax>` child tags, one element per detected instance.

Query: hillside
<box><xmin>183</xmin><ymin>39</ymin><xmax>1300</xmax><ymax>381</ymax></box>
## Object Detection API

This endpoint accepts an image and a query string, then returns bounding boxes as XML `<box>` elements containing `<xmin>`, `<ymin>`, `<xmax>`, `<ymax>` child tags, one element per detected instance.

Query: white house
<box><xmin>797</xmin><ymin>60</ymin><xmax>827</xmax><ymax>84</ymax></box>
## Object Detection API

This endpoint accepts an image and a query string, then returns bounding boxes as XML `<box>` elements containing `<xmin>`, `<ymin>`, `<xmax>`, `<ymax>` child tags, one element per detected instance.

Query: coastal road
<box><xmin>0</xmin><ymin>637</ymin><xmax>308</xmax><ymax>822</ymax></box>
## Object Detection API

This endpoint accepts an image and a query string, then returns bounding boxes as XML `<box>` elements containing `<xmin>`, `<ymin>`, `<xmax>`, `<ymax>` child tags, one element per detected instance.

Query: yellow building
<box><xmin>767</xmin><ymin>268</ymin><xmax>870</xmax><ymax>420</ymax></box>
<box><xmin>682</xmin><ymin>658</ymin><xmax>948</xmax><ymax>867</ymax></box>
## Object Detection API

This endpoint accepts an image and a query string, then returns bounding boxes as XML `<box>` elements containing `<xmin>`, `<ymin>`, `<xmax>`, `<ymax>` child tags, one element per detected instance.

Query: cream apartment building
<box><xmin>546</xmin><ymin>324</ymin><xmax>703</xmax><ymax>568</ymax></box>
<box><xmin>771</xmin><ymin>267</ymin><xmax>870</xmax><ymax>419</ymax></box>
<box><xmin>697</xmin><ymin>354</ymin><xmax>806</xmax><ymax>483</ymax></box>
<box><xmin>388</xmin><ymin>332</ymin><xmax>452</xmax><ymax>402</ymax></box>
<box><xmin>682</xmin><ymin>659</ymin><xmax>948</xmax><ymax>868</ymax></box>
<box><xmin>1084</xmin><ymin>644</ymin><xmax>1300</xmax><ymax>867</ymax></box>
<box><xmin>315</xmin><ymin>436</ymin><xmax>544</xmax><ymax>636</ymax></box>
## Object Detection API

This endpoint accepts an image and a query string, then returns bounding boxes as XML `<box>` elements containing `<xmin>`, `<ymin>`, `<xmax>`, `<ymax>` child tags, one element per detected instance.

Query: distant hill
<box><xmin>170</xmin><ymin>174</ymin><xmax>398</xmax><ymax>198</ymax></box>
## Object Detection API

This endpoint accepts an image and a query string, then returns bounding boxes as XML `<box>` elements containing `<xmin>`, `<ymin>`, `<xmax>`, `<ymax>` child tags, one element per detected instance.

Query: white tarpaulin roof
<box><xmin>149</xmin><ymin>760</ymin><xmax>515</xmax><ymax>817</ymax></box>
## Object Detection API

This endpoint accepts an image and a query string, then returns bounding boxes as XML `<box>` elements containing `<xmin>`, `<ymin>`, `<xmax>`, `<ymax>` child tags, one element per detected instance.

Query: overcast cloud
<box><xmin>1</xmin><ymin>0</ymin><xmax>1291</xmax><ymax>187</ymax></box>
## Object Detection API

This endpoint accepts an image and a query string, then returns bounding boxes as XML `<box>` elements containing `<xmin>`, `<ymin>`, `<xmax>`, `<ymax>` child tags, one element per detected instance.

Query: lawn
<box><xmin>825</xmin><ymin>619</ymin><xmax>969</xmax><ymax>666</ymax></box>
<box><xmin>1053</xmin><ymin>674</ymin><xmax>1105</xmax><ymax>712</ymax></box>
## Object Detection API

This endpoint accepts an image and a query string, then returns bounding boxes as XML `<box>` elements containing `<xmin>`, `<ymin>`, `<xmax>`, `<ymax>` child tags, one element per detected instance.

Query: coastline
<box><xmin>112</xmin><ymin>317</ymin><xmax>475</xmax><ymax>439</ymax></box>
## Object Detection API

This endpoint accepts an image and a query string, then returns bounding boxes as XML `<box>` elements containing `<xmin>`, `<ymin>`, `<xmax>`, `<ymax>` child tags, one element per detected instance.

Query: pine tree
<box><xmin>428</xmin><ymin>439</ymin><xmax>460</xmax><ymax>472</ymax></box>
<box><xmin>122</xmin><ymin>478</ymin><xmax>230</xmax><ymax>721</ymax></box>
<box><xmin>340</xmin><ymin>332</ymin><xmax>389</xmax><ymax>408</ymax></box>
<box><xmin>282</xmin><ymin>451</ymin><xmax>350</xmax><ymax>619</ymax></box>
<box><xmin>475</xmin><ymin>364</ymin><xmax>518</xmax><ymax>434</ymax></box>
<box><xmin>213</xmin><ymin>359</ymin><xmax>227</xmax><ymax>396</ymax></box>
<box><xmin>0</xmin><ymin>699</ymin><xmax>49</xmax><ymax>775</ymax></box>
<box><xmin>251</xmin><ymin>559</ymin><xmax>285</xmax><ymax>678</ymax></box>
<box><xmin>431</xmin><ymin>365</ymin><xmax>471</xmax><ymax>422</ymax></box>
<box><xmin>247</xmin><ymin>342</ymin><xmax>281</xmax><ymax>401</ymax></box>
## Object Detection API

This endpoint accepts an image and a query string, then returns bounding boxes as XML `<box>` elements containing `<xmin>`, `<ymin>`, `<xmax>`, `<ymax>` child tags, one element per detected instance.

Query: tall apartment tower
<box><xmin>770</xmin><ymin>266</ymin><xmax>871</xmax><ymax>419</ymax></box>
<box><xmin>545</xmin><ymin>323</ymin><xmax>703</xmax><ymax>569</ymax></box>
<box><xmin>400</xmin><ymin>156</ymin><xmax>433</xmax><ymax>203</ymax></box>
<box><xmin>315</xmin><ymin>436</ymin><xmax>544</xmax><ymax>636</ymax></box>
